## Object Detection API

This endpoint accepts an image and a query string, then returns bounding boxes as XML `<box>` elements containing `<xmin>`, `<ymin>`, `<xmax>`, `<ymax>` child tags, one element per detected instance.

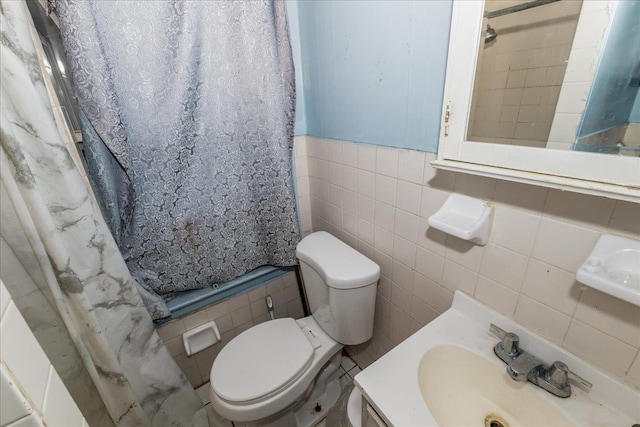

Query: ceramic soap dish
<box><xmin>427</xmin><ymin>194</ymin><xmax>493</xmax><ymax>246</ymax></box>
<box><xmin>576</xmin><ymin>234</ymin><xmax>640</xmax><ymax>307</ymax></box>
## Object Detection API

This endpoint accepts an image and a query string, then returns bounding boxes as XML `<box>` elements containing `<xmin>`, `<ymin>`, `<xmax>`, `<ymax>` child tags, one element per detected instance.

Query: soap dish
<box><xmin>427</xmin><ymin>194</ymin><xmax>493</xmax><ymax>246</ymax></box>
<box><xmin>576</xmin><ymin>234</ymin><xmax>640</xmax><ymax>307</ymax></box>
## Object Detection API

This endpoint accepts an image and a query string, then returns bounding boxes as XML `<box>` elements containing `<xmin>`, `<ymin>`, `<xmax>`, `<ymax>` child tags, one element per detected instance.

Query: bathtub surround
<box><xmin>300</xmin><ymin>136</ymin><xmax>640</xmax><ymax>389</ymax></box>
<box><xmin>52</xmin><ymin>0</ymin><xmax>300</xmax><ymax>319</ymax></box>
<box><xmin>0</xmin><ymin>1</ymin><xmax>207</xmax><ymax>425</ymax></box>
<box><xmin>158</xmin><ymin>266</ymin><xmax>295</xmax><ymax>324</ymax></box>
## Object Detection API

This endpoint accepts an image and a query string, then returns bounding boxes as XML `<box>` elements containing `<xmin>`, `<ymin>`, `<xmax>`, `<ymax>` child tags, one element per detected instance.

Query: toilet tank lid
<box><xmin>296</xmin><ymin>232</ymin><xmax>380</xmax><ymax>289</ymax></box>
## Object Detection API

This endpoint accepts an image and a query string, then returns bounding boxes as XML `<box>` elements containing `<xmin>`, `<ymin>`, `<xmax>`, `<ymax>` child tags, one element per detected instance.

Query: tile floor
<box><xmin>197</xmin><ymin>351</ymin><xmax>358</xmax><ymax>427</ymax></box>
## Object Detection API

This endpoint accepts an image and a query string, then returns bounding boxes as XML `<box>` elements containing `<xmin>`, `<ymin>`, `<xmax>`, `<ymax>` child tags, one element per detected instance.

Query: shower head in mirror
<box><xmin>484</xmin><ymin>25</ymin><xmax>497</xmax><ymax>44</ymax></box>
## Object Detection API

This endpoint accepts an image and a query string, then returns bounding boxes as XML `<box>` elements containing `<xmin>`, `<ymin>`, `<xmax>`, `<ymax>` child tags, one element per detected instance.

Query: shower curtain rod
<box><xmin>485</xmin><ymin>0</ymin><xmax>561</xmax><ymax>19</ymax></box>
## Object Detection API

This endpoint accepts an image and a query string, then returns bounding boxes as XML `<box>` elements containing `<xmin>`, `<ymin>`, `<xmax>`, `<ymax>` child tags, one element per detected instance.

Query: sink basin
<box><xmin>418</xmin><ymin>345</ymin><xmax>575</xmax><ymax>427</ymax></box>
<box><xmin>356</xmin><ymin>292</ymin><xmax>638</xmax><ymax>426</ymax></box>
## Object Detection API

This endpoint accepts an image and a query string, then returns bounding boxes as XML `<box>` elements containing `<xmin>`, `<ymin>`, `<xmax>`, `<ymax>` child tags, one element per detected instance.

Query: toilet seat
<box><xmin>210</xmin><ymin>316</ymin><xmax>343</xmax><ymax>423</ymax></box>
<box><xmin>211</xmin><ymin>318</ymin><xmax>314</xmax><ymax>403</ymax></box>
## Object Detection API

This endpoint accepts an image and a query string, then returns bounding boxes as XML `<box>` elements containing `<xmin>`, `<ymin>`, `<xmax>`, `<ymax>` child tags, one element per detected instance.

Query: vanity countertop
<box><xmin>354</xmin><ymin>291</ymin><xmax>639</xmax><ymax>427</ymax></box>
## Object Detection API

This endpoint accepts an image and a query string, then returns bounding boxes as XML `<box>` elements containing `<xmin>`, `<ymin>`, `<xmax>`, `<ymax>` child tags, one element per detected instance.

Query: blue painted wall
<box><xmin>577</xmin><ymin>0</ymin><xmax>640</xmax><ymax>137</ymax></box>
<box><xmin>289</xmin><ymin>1</ymin><xmax>453</xmax><ymax>152</ymax></box>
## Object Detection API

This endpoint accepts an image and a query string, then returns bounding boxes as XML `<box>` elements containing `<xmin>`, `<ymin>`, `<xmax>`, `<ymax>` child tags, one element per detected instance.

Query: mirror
<box><xmin>466</xmin><ymin>0</ymin><xmax>640</xmax><ymax>156</ymax></box>
<box><xmin>435</xmin><ymin>0</ymin><xmax>639</xmax><ymax>201</ymax></box>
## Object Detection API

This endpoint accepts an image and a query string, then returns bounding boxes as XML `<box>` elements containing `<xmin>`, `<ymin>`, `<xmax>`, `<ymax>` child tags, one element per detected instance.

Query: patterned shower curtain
<box><xmin>51</xmin><ymin>0</ymin><xmax>301</xmax><ymax>319</ymax></box>
<box><xmin>0</xmin><ymin>1</ymin><xmax>207</xmax><ymax>426</ymax></box>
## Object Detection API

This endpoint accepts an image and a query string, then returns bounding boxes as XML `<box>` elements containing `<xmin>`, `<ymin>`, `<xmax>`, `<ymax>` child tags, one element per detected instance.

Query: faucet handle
<box><xmin>489</xmin><ymin>323</ymin><xmax>507</xmax><ymax>339</ymax></box>
<box><xmin>568</xmin><ymin>368</ymin><xmax>592</xmax><ymax>390</ymax></box>
<box><xmin>489</xmin><ymin>324</ymin><xmax>520</xmax><ymax>355</ymax></box>
<box><xmin>489</xmin><ymin>324</ymin><xmax>521</xmax><ymax>358</ymax></box>
<box><xmin>501</xmin><ymin>333</ymin><xmax>520</xmax><ymax>356</ymax></box>
<box><xmin>546</xmin><ymin>361</ymin><xmax>592</xmax><ymax>390</ymax></box>
<box><xmin>545</xmin><ymin>361</ymin><xmax>569</xmax><ymax>388</ymax></box>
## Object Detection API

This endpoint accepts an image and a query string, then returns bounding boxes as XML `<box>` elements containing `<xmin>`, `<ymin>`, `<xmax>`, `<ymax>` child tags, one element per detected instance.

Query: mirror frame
<box><xmin>433</xmin><ymin>0</ymin><xmax>640</xmax><ymax>203</ymax></box>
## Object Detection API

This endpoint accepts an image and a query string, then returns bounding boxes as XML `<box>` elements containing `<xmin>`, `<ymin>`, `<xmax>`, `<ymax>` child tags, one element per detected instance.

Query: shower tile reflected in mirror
<box><xmin>467</xmin><ymin>0</ymin><xmax>583</xmax><ymax>148</ymax></box>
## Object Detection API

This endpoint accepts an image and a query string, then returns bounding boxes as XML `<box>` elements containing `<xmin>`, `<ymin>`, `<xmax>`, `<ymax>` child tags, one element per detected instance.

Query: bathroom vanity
<box><xmin>354</xmin><ymin>292</ymin><xmax>639</xmax><ymax>427</ymax></box>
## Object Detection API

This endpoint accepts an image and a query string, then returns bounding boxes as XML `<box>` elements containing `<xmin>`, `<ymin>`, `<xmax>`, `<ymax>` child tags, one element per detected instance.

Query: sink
<box><xmin>418</xmin><ymin>345</ymin><xmax>575</xmax><ymax>427</ymax></box>
<box><xmin>355</xmin><ymin>292</ymin><xmax>639</xmax><ymax>427</ymax></box>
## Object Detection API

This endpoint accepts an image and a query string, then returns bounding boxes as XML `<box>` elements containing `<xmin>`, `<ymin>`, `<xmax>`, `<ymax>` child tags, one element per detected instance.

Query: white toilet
<box><xmin>209</xmin><ymin>231</ymin><xmax>380</xmax><ymax>427</ymax></box>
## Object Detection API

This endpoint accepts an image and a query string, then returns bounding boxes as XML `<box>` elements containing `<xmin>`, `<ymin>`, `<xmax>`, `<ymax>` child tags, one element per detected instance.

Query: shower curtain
<box><xmin>51</xmin><ymin>0</ymin><xmax>301</xmax><ymax>319</ymax></box>
<box><xmin>0</xmin><ymin>1</ymin><xmax>207</xmax><ymax>425</ymax></box>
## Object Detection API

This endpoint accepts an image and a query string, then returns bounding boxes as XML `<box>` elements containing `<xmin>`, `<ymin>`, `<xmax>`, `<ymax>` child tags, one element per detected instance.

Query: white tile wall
<box><xmin>295</xmin><ymin>137</ymin><xmax>313</xmax><ymax>236</ymax></box>
<box><xmin>0</xmin><ymin>280</ymin><xmax>87</xmax><ymax>427</ymax></box>
<box><xmin>301</xmin><ymin>136</ymin><xmax>640</xmax><ymax>389</ymax></box>
<box><xmin>1</xmin><ymin>366</ymin><xmax>32</xmax><ymax>426</ymax></box>
<box><xmin>156</xmin><ymin>272</ymin><xmax>304</xmax><ymax>388</ymax></box>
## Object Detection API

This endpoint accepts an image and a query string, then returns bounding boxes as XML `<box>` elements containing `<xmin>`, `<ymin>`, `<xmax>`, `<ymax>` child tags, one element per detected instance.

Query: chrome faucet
<box><xmin>489</xmin><ymin>324</ymin><xmax>592</xmax><ymax>398</ymax></box>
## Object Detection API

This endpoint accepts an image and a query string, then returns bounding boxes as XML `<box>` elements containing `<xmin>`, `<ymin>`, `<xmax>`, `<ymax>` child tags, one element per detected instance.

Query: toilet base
<box><xmin>293</xmin><ymin>374</ymin><xmax>341</xmax><ymax>427</ymax></box>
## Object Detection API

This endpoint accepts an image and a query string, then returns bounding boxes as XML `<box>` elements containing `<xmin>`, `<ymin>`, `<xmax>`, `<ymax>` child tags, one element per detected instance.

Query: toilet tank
<box><xmin>296</xmin><ymin>232</ymin><xmax>380</xmax><ymax>345</ymax></box>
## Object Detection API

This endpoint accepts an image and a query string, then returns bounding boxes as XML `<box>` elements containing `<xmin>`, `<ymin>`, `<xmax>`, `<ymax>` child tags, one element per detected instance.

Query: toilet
<box><xmin>209</xmin><ymin>231</ymin><xmax>380</xmax><ymax>427</ymax></box>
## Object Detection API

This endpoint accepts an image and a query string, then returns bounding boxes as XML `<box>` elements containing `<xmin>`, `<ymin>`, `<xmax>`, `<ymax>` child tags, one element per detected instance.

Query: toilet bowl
<box><xmin>209</xmin><ymin>316</ymin><xmax>341</xmax><ymax>425</ymax></box>
<box><xmin>209</xmin><ymin>232</ymin><xmax>380</xmax><ymax>427</ymax></box>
